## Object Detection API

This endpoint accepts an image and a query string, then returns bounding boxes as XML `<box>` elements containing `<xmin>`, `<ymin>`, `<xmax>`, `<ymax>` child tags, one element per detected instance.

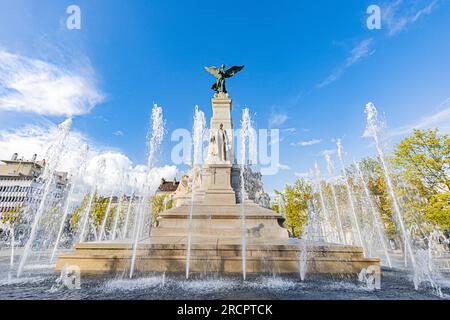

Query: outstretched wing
<box><xmin>224</xmin><ymin>65</ymin><xmax>244</xmax><ymax>78</ymax></box>
<box><xmin>205</xmin><ymin>66</ymin><xmax>221</xmax><ymax>78</ymax></box>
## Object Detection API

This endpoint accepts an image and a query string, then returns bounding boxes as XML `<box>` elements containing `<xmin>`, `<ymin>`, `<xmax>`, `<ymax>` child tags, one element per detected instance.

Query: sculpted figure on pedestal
<box><xmin>207</xmin><ymin>123</ymin><xmax>231</xmax><ymax>164</ymax></box>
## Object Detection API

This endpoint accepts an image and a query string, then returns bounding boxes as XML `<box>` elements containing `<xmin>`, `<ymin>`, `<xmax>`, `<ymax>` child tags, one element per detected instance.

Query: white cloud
<box><xmin>278</xmin><ymin>163</ymin><xmax>291</xmax><ymax>171</ymax></box>
<box><xmin>383</xmin><ymin>0</ymin><xmax>439</xmax><ymax>37</ymax></box>
<box><xmin>318</xmin><ymin>39</ymin><xmax>374</xmax><ymax>89</ymax></box>
<box><xmin>282</xmin><ymin>128</ymin><xmax>297</xmax><ymax>134</ymax></box>
<box><xmin>268</xmin><ymin>113</ymin><xmax>288</xmax><ymax>128</ymax></box>
<box><xmin>0</xmin><ymin>49</ymin><xmax>103</xmax><ymax>116</ymax></box>
<box><xmin>294</xmin><ymin>172</ymin><xmax>310</xmax><ymax>178</ymax></box>
<box><xmin>319</xmin><ymin>149</ymin><xmax>337</xmax><ymax>156</ymax></box>
<box><xmin>0</xmin><ymin>121</ymin><xmax>90</xmax><ymax>171</ymax></box>
<box><xmin>84</xmin><ymin>153</ymin><xmax>177</xmax><ymax>195</ymax></box>
<box><xmin>291</xmin><ymin>139</ymin><xmax>322</xmax><ymax>147</ymax></box>
<box><xmin>388</xmin><ymin>98</ymin><xmax>450</xmax><ymax>137</ymax></box>
<box><xmin>0</xmin><ymin>120</ymin><xmax>178</xmax><ymax>196</ymax></box>
<box><xmin>114</xmin><ymin>130</ymin><xmax>124</xmax><ymax>137</ymax></box>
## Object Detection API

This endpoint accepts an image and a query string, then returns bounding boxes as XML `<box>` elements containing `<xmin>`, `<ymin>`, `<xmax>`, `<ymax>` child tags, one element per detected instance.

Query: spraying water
<box><xmin>364</xmin><ymin>102</ymin><xmax>418</xmax><ymax>288</ymax></box>
<box><xmin>50</xmin><ymin>144</ymin><xmax>89</xmax><ymax>263</ymax></box>
<box><xmin>79</xmin><ymin>159</ymin><xmax>106</xmax><ymax>243</ymax></box>
<box><xmin>313</xmin><ymin>163</ymin><xmax>334</xmax><ymax>243</ymax></box>
<box><xmin>239</xmin><ymin>108</ymin><xmax>253</xmax><ymax>281</ymax></box>
<box><xmin>79</xmin><ymin>188</ymin><xmax>96</xmax><ymax>243</ymax></box>
<box><xmin>325</xmin><ymin>154</ymin><xmax>345</xmax><ymax>244</ymax></box>
<box><xmin>111</xmin><ymin>172</ymin><xmax>127</xmax><ymax>241</ymax></box>
<box><xmin>337</xmin><ymin>139</ymin><xmax>366</xmax><ymax>252</ymax></box>
<box><xmin>278</xmin><ymin>196</ymin><xmax>286</xmax><ymax>220</ymax></box>
<box><xmin>98</xmin><ymin>192</ymin><xmax>114</xmax><ymax>241</ymax></box>
<box><xmin>299</xmin><ymin>199</ymin><xmax>315</xmax><ymax>281</ymax></box>
<box><xmin>354</xmin><ymin>161</ymin><xmax>392</xmax><ymax>268</ymax></box>
<box><xmin>186</xmin><ymin>106</ymin><xmax>206</xmax><ymax>279</ymax></box>
<box><xmin>10</xmin><ymin>227</ymin><xmax>14</xmax><ymax>268</ymax></box>
<box><xmin>121</xmin><ymin>181</ymin><xmax>136</xmax><ymax>240</ymax></box>
<box><xmin>129</xmin><ymin>104</ymin><xmax>165</xmax><ymax>279</ymax></box>
<box><xmin>17</xmin><ymin>118</ymin><xmax>73</xmax><ymax>277</ymax></box>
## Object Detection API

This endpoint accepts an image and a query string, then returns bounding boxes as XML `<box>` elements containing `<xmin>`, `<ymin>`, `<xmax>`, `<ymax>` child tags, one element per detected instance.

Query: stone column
<box><xmin>199</xmin><ymin>93</ymin><xmax>237</xmax><ymax>205</ymax></box>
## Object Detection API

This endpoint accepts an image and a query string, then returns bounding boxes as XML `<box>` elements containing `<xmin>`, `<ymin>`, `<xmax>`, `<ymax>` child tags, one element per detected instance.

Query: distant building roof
<box><xmin>0</xmin><ymin>175</ymin><xmax>36</xmax><ymax>181</ymax></box>
<box><xmin>157</xmin><ymin>178</ymin><xmax>179</xmax><ymax>193</ymax></box>
<box><xmin>0</xmin><ymin>153</ymin><xmax>45</xmax><ymax>178</ymax></box>
<box><xmin>0</xmin><ymin>160</ymin><xmax>44</xmax><ymax>167</ymax></box>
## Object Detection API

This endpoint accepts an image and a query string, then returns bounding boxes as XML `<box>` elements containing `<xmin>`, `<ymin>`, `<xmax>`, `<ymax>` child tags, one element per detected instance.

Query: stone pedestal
<box><xmin>201</xmin><ymin>164</ymin><xmax>236</xmax><ymax>205</ymax></box>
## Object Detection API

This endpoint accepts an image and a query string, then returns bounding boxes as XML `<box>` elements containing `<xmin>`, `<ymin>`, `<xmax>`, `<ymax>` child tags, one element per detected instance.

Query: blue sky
<box><xmin>0</xmin><ymin>0</ymin><xmax>449</xmax><ymax>194</ymax></box>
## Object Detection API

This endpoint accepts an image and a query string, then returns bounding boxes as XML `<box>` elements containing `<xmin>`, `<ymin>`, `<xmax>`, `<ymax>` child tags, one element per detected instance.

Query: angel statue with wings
<box><xmin>205</xmin><ymin>64</ymin><xmax>245</xmax><ymax>94</ymax></box>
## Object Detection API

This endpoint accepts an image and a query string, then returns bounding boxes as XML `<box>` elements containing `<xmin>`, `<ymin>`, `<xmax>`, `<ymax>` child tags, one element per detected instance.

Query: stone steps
<box><xmin>150</xmin><ymin>226</ymin><xmax>287</xmax><ymax>239</ymax></box>
<box><xmin>161</xmin><ymin>204</ymin><xmax>280</xmax><ymax>217</ymax></box>
<box><xmin>59</xmin><ymin>241</ymin><xmax>368</xmax><ymax>265</ymax></box>
<box><xmin>56</xmin><ymin>251</ymin><xmax>379</xmax><ymax>275</ymax></box>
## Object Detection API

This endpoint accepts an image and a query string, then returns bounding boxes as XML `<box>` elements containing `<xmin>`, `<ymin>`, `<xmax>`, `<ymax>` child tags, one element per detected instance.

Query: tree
<box><xmin>275</xmin><ymin>179</ymin><xmax>313</xmax><ymax>237</ymax></box>
<box><xmin>358</xmin><ymin>158</ymin><xmax>397</xmax><ymax>239</ymax></box>
<box><xmin>91</xmin><ymin>196</ymin><xmax>116</xmax><ymax>231</ymax></box>
<box><xmin>393</xmin><ymin>129</ymin><xmax>450</xmax><ymax>232</ymax></box>
<box><xmin>151</xmin><ymin>194</ymin><xmax>173</xmax><ymax>226</ymax></box>
<box><xmin>394</xmin><ymin>129</ymin><xmax>450</xmax><ymax>196</ymax></box>
<box><xmin>71</xmin><ymin>192</ymin><xmax>92</xmax><ymax>231</ymax></box>
<box><xmin>1</xmin><ymin>205</ymin><xmax>22</xmax><ymax>229</ymax></box>
<box><xmin>70</xmin><ymin>192</ymin><xmax>116</xmax><ymax>234</ymax></box>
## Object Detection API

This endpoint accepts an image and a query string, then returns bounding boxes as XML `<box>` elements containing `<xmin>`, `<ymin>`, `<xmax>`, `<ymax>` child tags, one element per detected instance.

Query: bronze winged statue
<box><xmin>204</xmin><ymin>64</ymin><xmax>244</xmax><ymax>94</ymax></box>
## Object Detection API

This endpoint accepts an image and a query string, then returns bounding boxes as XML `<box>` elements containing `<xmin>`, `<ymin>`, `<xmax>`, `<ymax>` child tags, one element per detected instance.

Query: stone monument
<box><xmin>56</xmin><ymin>65</ymin><xmax>380</xmax><ymax>277</ymax></box>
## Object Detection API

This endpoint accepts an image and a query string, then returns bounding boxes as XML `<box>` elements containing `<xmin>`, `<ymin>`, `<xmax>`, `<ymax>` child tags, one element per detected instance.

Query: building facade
<box><xmin>0</xmin><ymin>153</ymin><xmax>68</xmax><ymax>216</ymax></box>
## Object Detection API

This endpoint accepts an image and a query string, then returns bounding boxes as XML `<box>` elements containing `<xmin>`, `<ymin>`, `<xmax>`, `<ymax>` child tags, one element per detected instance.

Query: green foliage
<box><xmin>151</xmin><ymin>194</ymin><xmax>173</xmax><ymax>225</ymax></box>
<box><xmin>425</xmin><ymin>192</ymin><xmax>450</xmax><ymax>230</ymax></box>
<box><xmin>91</xmin><ymin>196</ymin><xmax>116</xmax><ymax>231</ymax></box>
<box><xmin>357</xmin><ymin>158</ymin><xmax>397</xmax><ymax>238</ymax></box>
<box><xmin>271</xmin><ymin>203</ymin><xmax>280</xmax><ymax>213</ymax></box>
<box><xmin>394</xmin><ymin>129</ymin><xmax>450</xmax><ymax>195</ymax></box>
<box><xmin>1</xmin><ymin>205</ymin><xmax>22</xmax><ymax>229</ymax></box>
<box><xmin>70</xmin><ymin>192</ymin><xmax>117</xmax><ymax>233</ymax></box>
<box><xmin>393</xmin><ymin>129</ymin><xmax>450</xmax><ymax>232</ymax></box>
<box><xmin>71</xmin><ymin>192</ymin><xmax>92</xmax><ymax>231</ymax></box>
<box><xmin>276</xmin><ymin>179</ymin><xmax>312</xmax><ymax>237</ymax></box>
<box><xmin>269</xmin><ymin>129</ymin><xmax>450</xmax><ymax>244</ymax></box>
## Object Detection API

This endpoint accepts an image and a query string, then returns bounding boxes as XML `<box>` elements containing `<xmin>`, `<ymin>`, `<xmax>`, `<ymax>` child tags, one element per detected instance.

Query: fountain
<box><xmin>313</xmin><ymin>163</ymin><xmax>335</xmax><ymax>244</ymax></box>
<box><xmin>121</xmin><ymin>180</ymin><xmax>136</xmax><ymax>240</ymax></box>
<box><xmin>186</xmin><ymin>106</ymin><xmax>206</xmax><ymax>279</ymax></box>
<box><xmin>55</xmin><ymin>88</ymin><xmax>379</xmax><ymax>278</ymax></box>
<box><xmin>4</xmin><ymin>63</ymin><xmax>450</xmax><ymax>299</ymax></box>
<box><xmin>17</xmin><ymin>118</ymin><xmax>73</xmax><ymax>277</ymax></box>
<box><xmin>364</xmin><ymin>103</ymin><xmax>418</xmax><ymax>283</ymax></box>
<box><xmin>363</xmin><ymin>102</ymin><xmax>448</xmax><ymax>295</ymax></box>
<box><xmin>50</xmin><ymin>144</ymin><xmax>89</xmax><ymax>263</ymax></box>
<box><xmin>324</xmin><ymin>154</ymin><xmax>346</xmax><ymax>244</ymax></box>
<box><xmin>299</xmin><ymin>200</ymin><xmax>314</xmax><ymax>281</ymax></box>
<box><xmin>129</xmin><ymin>104</ymin><xmax>165</xmax><ymax>278</ymax></box>
<box><xmin>98</xmin><ymin>191</ymin><xmax>114</xmax><ymax>241</ymax></box>
<box><xmin>110</xmin><ymin>172</ymin><xmax>127</xmax><ymax>241</ymax></box>
<box><xmin>239</xmin><ymin>108</ymin><xmax>254</xmax><ymax>280</ymax></box>
<box><xmin>354</xmin><ymin>160</ymin><xmax>392</xmax><ymax>268</ymax></box>
<box><xmin>337</xmin><ymin>139</ymin><xmax>366</xmax><ymax>253</ymax></box>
